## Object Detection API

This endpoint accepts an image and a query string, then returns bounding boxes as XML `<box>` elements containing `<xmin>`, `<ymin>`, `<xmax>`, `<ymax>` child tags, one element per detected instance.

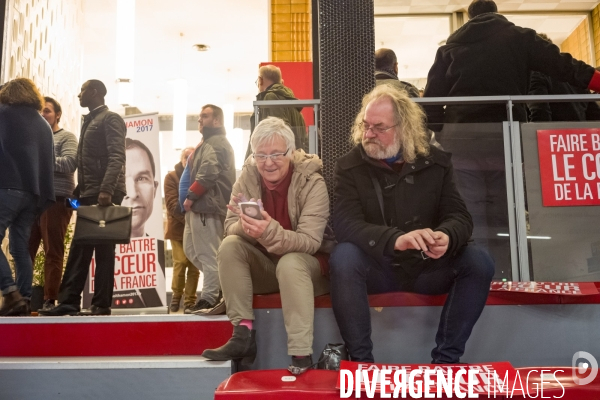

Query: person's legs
<box><xmin>183</xmin><ymin>259</ymin><xmax>199</xmax><ymax>307</ymax></box>
<box><xmin>410</xmin><ymin>243</ymin><xmax>495</xmax><ymax>364</ymax></box>
<box><xmin>0</xmin><ymin>189</ymin><xmax>23</xmax><ymax>296</ymax></box>
<box><xmin>170</xmin><ymin>239</ymin><xmax>186</xmax><ymax>301</ymax></box>
<box><xmin>329</xmin><ymin>242</ymin><xmax>399</xmax><ymax>362</ymax></box>
<box><xmin>40</xmin><ymin>198</ymin><xmax>72</xmax><ymax>301</ymax></box>
<box><xmin>202</xmin><ymin>235</ymin><xmax>277</xmax><ymax>363</ymax></box>
<box><xmin>193</xmin><ymin>213</ymin><xmax>224</xmax><ymax>305</ymax></box>
<box><xmin>276</xmin><ymin>252</ymin><xmax>329</xmax><ymax>356</ymax></box>
<box><xmin>28</xmin><ymin>217</ymin><xmax>42</xmax><ymax>264</ymax></box>
<box><xmin>9</xmin><ymin>196</ymin><xmax>37</xmax><ymax>299</ymax></box>
<box><xmin>218</xmin><ymin>235</ymin><xmax>278</xmax><ymax>325</ymax></box>
<box><xmin>56</xmin><ymin>242</ymin><xmax>94</xmax><ymax>308</ymax></box>
<box><xmin>91</xmin><ymin>243</ymin><xmax>117</xmax><ymax>309</ymax></box>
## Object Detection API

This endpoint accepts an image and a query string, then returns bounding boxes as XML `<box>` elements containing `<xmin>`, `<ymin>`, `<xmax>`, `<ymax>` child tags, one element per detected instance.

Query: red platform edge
<box><xmin>215</xmin><ymin>367</ymin><xmax>600</xmax><ymax>400</ymax></box>
<box><xmin>252</xmin><ymin>282</ymin><xmax>600</xmax><ymax>309</ymax></box>
<box><xmin>0</xmin><ymin>320</ymin><xmax>232</xmax><ymax>357</ymax></box>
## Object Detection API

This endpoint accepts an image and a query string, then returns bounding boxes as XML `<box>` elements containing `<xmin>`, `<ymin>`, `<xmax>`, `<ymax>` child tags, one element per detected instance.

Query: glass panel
<box><xmin>521</xmin><ymin>122</ymin><xmax>600</xmax><ymax>282</ymax></box>
<box><xmin>436</xmin><ymin>123</ymin><xmax>512</xmax><ymax>280</ymax></box>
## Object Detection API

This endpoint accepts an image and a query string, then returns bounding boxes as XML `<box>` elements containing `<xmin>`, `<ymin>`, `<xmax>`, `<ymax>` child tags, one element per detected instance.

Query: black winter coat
<box><xmin>333</xmin><ymin>145</ymin><xmax>472</xmax><ymax>268</ymax></box>
<box><xmin>76</xmin><ymin>105</ymin><xmax>126</xmax><ymax>198</ymax></box>
<box><xmin>527</xmin><ymin>71</ymin><xmax>600</xmax><ymax>122</ymax></box>
<box><xmin>423</xmin><ymin>13</ymin><xmax>596</xmax><ymax>130</ymax></box>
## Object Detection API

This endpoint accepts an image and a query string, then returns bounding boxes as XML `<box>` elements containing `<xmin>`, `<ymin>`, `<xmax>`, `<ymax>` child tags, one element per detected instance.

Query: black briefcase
<box><xmin>72</xmin><ymin>205</ymin><xmax>132</xmax><ymax>245</ymax></box>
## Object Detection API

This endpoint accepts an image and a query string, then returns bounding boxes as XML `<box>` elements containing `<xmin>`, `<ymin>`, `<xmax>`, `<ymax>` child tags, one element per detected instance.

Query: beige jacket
<box><xmin>224</xmin><ymin>150</ymin><xmax>329</xmax><ymax>255</ymax></box>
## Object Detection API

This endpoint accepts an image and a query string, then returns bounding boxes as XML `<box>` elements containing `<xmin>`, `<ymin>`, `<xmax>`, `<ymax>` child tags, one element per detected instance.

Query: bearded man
<box><xmin>330</xmin><ymin>85</ymin><xmax>494</xmax><ymax>364</ymax></box>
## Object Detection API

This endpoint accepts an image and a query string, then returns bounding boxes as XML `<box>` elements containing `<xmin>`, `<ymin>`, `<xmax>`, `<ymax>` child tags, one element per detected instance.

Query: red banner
<box><xmin>537</xmin><ymin>129</ymin><xmax>600</xmax><ymax>206</ymax></box>
<box><xmin>490</xmin><ymin>281</ymin><xmax>599</xmax><ymax>295</ymax></box>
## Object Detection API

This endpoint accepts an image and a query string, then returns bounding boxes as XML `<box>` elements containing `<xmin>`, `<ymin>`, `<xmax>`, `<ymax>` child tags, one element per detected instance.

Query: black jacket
<box><xmin>527</xmin><ymin>71</ymin><xmax>600</xmax><ymax>122</ymax></box>
<box><xmin>187</xmin><ymin>126</ymin><xmax>236</xmax><ymax>216</ymax></box>
<box><xmin>0</xmin><ymin>104</ymin><xmax>55</xmax><ymax>211</ymax></box>
<box><xmin>375</xmin><ymin>70</ymin><xmax>420</xmax><ymax>98</ymax></box>
<box><xmin>333</xmin><ymin>145</ymin><xmax>472</xmax><ymax>267</ymax></box>
<box><xmin>76</xmin><ymin>105</ymin><xmax>126</xmax><ymax>198</ymax></box>
<box><xmin>423</xmin><ymin>13</ymin><xmax>596</xmax><ymax>129</ymax></box>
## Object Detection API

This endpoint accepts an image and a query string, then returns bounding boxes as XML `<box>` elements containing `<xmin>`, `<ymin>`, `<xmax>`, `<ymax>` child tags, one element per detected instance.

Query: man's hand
<box><xmin>98</xmin><ymin>191</ymin><xmax>112</xmax><ymax>206</ymax></box>
<box><xmin>183</xmin><ymin>198</ymin><xmax>193</xmax><ymax>212</ymax></box>
<box><xmin>240</xmin><ymin>211</ymin><xmax>272</xmax><ymax>239</ymax></box>
<box><xmin>395</xmin><ymin>228</ymin><xmax>449</xmax><ymax>259</ymax></box>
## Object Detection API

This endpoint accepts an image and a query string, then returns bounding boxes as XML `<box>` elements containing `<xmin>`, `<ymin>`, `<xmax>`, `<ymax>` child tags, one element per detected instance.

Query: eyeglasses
<box><xmin>253</xmin><ymin>148</ymin><xmax>290</xmax><ymax>163</ymax></box>
<box><xmin>255</xmin><ymin>77</ymin><xmax>262</xmax><ymax>87</ymax></box>
<box><xmin>358</xmin><ymin>122</ymin><xmax>398</xmax><ymax>135</ymax></box>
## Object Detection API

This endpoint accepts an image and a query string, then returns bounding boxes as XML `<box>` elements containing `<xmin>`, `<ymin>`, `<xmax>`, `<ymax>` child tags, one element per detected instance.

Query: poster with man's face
<box><xmin>84</xmin><ymin>113</ymin><xmax>166</xmax><ymax>309</ymax></box>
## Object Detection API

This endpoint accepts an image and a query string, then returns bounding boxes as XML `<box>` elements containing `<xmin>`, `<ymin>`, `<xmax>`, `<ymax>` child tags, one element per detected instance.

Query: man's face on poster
<box><xmin>123</xmin><ymin>146</ymin><xmax>159</xmax><ymax>237</ymax></box>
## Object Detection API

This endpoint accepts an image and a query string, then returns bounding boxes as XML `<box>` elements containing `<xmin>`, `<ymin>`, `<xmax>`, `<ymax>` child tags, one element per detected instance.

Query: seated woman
<box><xmin>202</xmin><ymin>117</ymin><xmax>330</xmax><ymax>373</ymax></box>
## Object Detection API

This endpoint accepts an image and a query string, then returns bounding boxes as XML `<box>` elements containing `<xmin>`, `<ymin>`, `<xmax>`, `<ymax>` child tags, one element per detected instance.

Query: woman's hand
<box><xmin>240</xmin><ymin>209</ymin><xmax>271</xmax><ymax>239</ymax></box>
<box><xmin>226</xmin><ymin>192</ymin><xmax>250</xmax><ymax>215</ymax></box>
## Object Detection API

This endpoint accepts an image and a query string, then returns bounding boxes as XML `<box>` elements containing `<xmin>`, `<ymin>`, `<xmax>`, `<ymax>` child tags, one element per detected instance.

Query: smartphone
<box><xmin>239</xmin><ymin>202</ymin><xmax>263</xmax><ymax>220</ymax></box>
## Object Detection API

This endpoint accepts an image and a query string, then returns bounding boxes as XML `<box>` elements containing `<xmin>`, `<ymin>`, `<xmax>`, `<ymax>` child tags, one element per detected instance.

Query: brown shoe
<box><xmin>170</xmin><ymin>296</ymin><xmax>181</xmax><ymax>313</ymax></box>
<box><xmin>0</xmin><ymin>290</ymin><xmax>28</xmax><ymax>316</ymax></box>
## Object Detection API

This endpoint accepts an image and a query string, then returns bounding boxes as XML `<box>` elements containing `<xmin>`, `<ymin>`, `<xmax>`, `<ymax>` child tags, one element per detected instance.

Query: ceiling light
<box><xmin>192</xmin><ymin>44</ymin><xmax>210</xmax><ymax>52</ymax></box>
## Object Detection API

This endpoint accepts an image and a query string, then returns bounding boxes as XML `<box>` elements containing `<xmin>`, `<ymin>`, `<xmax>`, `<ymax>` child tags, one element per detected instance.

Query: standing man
<box><xmin>183</xmin><ymin>104</ymin><xmax>235</xmax><ymax>313</ymax></box>
<box><xmin>330</xmin><ymin>85</ymin><xmax>495</xmax><ymax>364</ymax></box>
<box><xmin>28</xmin><ymin>97</ymin><xmax>78</xmax><ymax>311</ymax></box>
<box><xmin>423</xmin><ymin>0</ymin><xmax>600</xmax><ymax>127</ymax></box>
<box><xmin>245</xmin><ymin>65</ymin><xmax>307</xmax><ymax>159</ymax></box>
<box><xmin>40</xmin><ymin>79</ymin><xmax>127</xmax><ymax>316</ymax></box>
<box><xmin>165</xmin><ymin>147</ymin><xmax>199</xmax><ymax>313</ymax></box>
<box><xmin>374</xmin><ymin>48</ymin><xmax>420</xmax><ymax>98</ymax></box>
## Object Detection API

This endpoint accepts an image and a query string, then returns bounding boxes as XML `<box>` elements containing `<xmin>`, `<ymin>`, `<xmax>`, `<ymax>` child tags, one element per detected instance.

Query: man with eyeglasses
<box><xmin>182</xmin><ymin>104</ymin><xmax>235</xmax><ymax>314</ymax></box>
<box><xmin>329</xmin><ymin>85</ymin><xmax>494</xmax><ymax>364</ymax></box>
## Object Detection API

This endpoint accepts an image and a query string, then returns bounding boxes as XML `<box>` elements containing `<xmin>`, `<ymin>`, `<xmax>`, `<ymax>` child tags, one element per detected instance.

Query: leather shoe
<box><xmin>0</xmin><ymin>290</ymin><xmax>28</xmax><ymax>316</ymax></box>
<box><xmin>38</xmin><ymin>303</ymin><xmax>80</xmax><ymax>316</ymax></box>
<box><xmin>78</xmin><ymin>305</ymin><xmax>111</xmax><ymax>316</ymax></box>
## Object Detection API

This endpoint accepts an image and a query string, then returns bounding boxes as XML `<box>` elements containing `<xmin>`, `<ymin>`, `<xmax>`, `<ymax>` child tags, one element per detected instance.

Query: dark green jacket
<box><xmin>187</xmin><ymin>127</ymin><xmax>236</xmax><ymax>217</ymax></box>
<box><xmin>246</xmin><ymin>83</ymin><xmax>307</xmax><ymax>159</ymax></box>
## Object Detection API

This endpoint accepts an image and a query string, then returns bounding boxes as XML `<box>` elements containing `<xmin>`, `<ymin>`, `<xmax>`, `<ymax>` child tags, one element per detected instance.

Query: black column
<box><xmin>0</xmin><ymin>0</ymin><xmax>6</xmax><ymax>79</ymax></box>
<box><xmin>316</xmin><ymin>0</ymin><xmax>375</xmax><ymax>207</ymax></box>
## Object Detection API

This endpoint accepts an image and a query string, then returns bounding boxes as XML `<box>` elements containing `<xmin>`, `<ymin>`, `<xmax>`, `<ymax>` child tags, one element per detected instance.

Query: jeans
<box><xmin>329</xmin><ymin>242</ymin><xmax>494</xmax><ymax>363</ymax></box>
<box><xmin>57</xmin><ymin>194</ymin><xmax>123</xmax><ymax>309</ymax></box>
<box><xmin>0</xmin><ymin>189</ymin><xmax>38</xmax><ymax>299</ymax></box>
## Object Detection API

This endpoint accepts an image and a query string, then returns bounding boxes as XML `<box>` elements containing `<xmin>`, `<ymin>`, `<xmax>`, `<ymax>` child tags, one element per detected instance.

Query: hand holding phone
<box><xmin>239</xmin><ymin>202</ymin><xmax>264</xmax><ymax>220</ymax></box>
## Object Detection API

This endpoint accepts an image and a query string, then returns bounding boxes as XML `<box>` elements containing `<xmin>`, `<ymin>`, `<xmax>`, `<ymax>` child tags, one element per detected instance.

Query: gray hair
<box><xmin>250</xmin><ymin>117</ymin><xmax>296</xmax><ymax>158</ymax></box>
<box><xmin>180</xmin><ymin>146</ymin><xmax>195</xmax><ymax>163</ymax></box>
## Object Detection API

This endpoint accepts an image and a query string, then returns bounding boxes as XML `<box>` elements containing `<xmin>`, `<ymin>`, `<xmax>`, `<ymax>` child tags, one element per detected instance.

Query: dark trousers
<box><xmin>329</xmin><ymin>242</ymin><xmax>495</xmax><ymax>364</ymax></box>
<box><xmin>28</xmin><ymin>197</ymin><xmax>73</xmax><ymax>300</ymax></box>
<box><xmin>58</xmin><ymin>195</ymin><xmax>123</xmax><ymax>309</ymax></box>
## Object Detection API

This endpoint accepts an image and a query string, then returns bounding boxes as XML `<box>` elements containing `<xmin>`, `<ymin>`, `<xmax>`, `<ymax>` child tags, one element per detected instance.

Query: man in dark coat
<box><xmin>41</xmin><ymin>79</ymin><xmax>127</xmax><ymax>316</ymax></box>
<box><xmin>330</xmin><ymin>85</ymin><xmax>495</xmax><ymax>364</ymax></box>
<box><xmin>165</xmin><ymin>147</ymin><xmax>199</xmax><ymax>313</ymax></box>
<box><xmin>375</xmin><ymin>48</ymin><xmax>420</xmax><ymax>98</ymax></box>
<box><xmin>246</xmin><ymin>65</ymin><xmax>307</xmax><ymax>159</ymax></box>
<box><xmin>423</xmin><ymin>0</ymin><xmax>600</xmax><ymax>129</ymax></box>
<box><xmin>528</xmin><ymin>34</ymin><xmax>600</xmax><ymax>122</ymax></box>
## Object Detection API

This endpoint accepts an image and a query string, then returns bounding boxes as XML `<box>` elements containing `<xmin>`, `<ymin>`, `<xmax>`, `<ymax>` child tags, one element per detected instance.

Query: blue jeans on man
<box><xmin>329</xmin><ymin>241</ymin><xmax>494</xmax><ymax>364</ymax></box>
<box><xmin>0</xmin><ymin>189</ymin><xmax>38</xmax><ymax>299</ymax></box>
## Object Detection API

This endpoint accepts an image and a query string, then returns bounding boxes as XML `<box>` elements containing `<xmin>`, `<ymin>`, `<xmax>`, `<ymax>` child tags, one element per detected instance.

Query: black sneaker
<box><xmin>188</xmin><ymin>299</ymin><xmax>215</xmax><ymax>314</ymax></box>
<box><xmin>41</xmin><ymin>300</ymin><xmax>56</xmax><ymax>311</ymax></box>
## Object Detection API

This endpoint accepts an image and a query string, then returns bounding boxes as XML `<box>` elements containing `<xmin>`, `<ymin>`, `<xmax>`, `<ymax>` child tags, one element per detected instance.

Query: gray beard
<box><xmin>362</xmin><ymin>138</ymin><xmax>402</xmax><ymax>160</ymax></box>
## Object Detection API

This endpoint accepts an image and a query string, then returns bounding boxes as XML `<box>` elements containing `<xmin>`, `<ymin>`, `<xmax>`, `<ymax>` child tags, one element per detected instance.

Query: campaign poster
<box><xmin>537</xmin><ymin>129</ymin><xmax>600</xmax><ymax>206</ymax></box>
<box><xmin>83</xmin><ymin>113</ymin><xmax>166</xmax><ymax>309</ymax></box>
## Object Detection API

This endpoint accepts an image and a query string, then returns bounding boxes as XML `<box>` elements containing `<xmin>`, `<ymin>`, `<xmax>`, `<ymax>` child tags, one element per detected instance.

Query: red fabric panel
<box><xmin>259</xmin><ymin>62</ymin><xmax>314</xmax><ymax>126</ymax></box>
<box><xmin>0</xmin><ymin>320</ymin><xmax>231</xmax><ymax>357</ymax></box>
